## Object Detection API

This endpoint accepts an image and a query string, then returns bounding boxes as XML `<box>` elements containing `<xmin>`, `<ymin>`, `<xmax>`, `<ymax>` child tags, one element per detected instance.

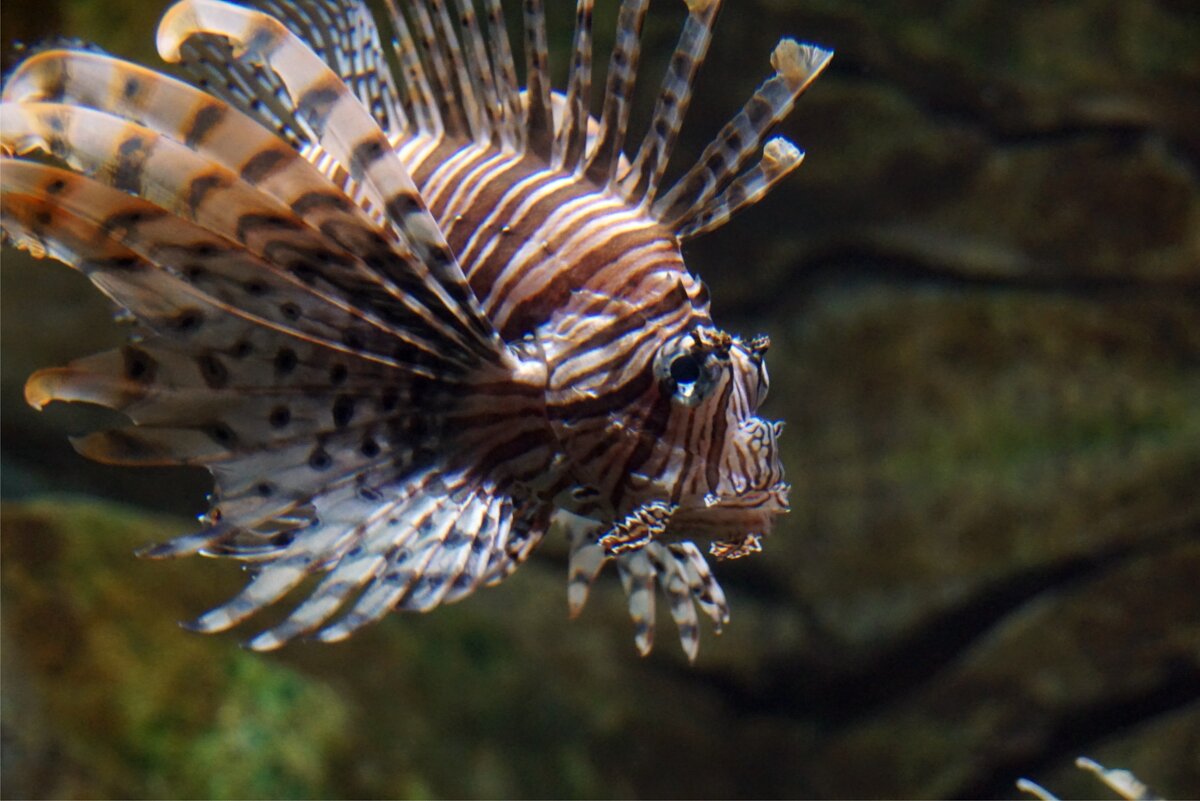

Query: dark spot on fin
<box><xmin>332</xmin><ymin>395</ymin><xmax>356</xmax><ymax>428</ymax></box>
<box><xmin>349</xmin><ymin>135</ymin><xmax>389</xmax><ymax>178</ymax></box>
<box><xmin>122</xmin><ymin>346</ymin><xmax>156</xmax><ymax>383</ymax></box>
<box><xmin>113</xmin><ymin>136</ymin><xmax>151</xmax><ymax>193</ymax></box>
<box><xmin>274</xmin><ymin>348</ymin><xmax>298</xmax><ymax>375</ymax></box>
<box><xmin>198</xmin><ymin>351</ymin><xmax>229</xmax><ymax>388</ymax></box>
<box><xmin>185</xmin><ymin>103</ymin><xmax>226</xmax><ymax>147</ymax></box>
<box><xmin>186</xmin><ymin>173</ymin><xmax>229</xmax><ymax>217</ymax></box>
<box><xmin>239</xmin><ymin>148</ymin><xmax>288</xmax><ymax>183</ymax></box>
<box><xmin>269</xmin><ymin>406</ymin><xmax>291</xmax><ymax>428</ymax></box>
<box><xmin>309</xmin><ymin>447</ymin><xmax>332</xmax><ymax>470</ymax></box>
<box><xmin>296</xmin><ymin>83</ymin><xmax>341</xmax><ymax>134</ymax></box>
<box><xmin>208</xmin><ymin>422</ymin><xmax>236</xmax><ymax>446</ymax></box>
<box><xmin>174</xmin><ymin>308</ymin><xmax>203</xmax><ymax>333</ymax></box>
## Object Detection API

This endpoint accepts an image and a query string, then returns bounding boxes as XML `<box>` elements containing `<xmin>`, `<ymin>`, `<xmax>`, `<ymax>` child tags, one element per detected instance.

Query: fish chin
<box><xmin>662</xmin><ymin>486</ymin><xmax>788</xmax><ymax>557</ymax></box>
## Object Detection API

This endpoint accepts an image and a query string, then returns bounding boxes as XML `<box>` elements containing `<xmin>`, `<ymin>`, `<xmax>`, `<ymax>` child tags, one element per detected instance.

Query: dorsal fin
<box><xmin>452</xmin><ymin>0</ymin><xmax>509</xmax><ymax>148</ymax></box>
<box><xmin>254</xmin><ymin>0</ymin><xmax>407</xmax><ymax>135</ymax></box>
<box><xmin>383</xmin><ymin>0</ymin><xmax>444</xmax><ymax>137</ymax></box>
<box><xmin>584</xmin><ymin>0</ymin><xmax>650</xmax><ymax>186</ymax></box>
<box><xmin>522</xmin><ymin>0</ymin><xmax>555</xmax><ymax>160</ymax></box>
<box><xmin>481</xmin><ymin>0</ymin><xmax>524</xmax><ymax>149</ymax></box>
<box><xmin>403</xmin><ymin>1</ymin><xmax>469</xmax><ymax>137</ymax></box>
<box><xmin>674</xmin><ymin>136</ymin><xmax>805</xmax><ymax>239</ymax></box>
<box><xmin>619</xmin><ymin>0</ymin><xmax>722</xmax><ymax>205</ymax></box>
<box><xmin>553</xmin><ymin>0</ymin><xmax>596</xmax><ymax>172</ymax></box>
<box><xmin>177</xmin><ymin>35</ymin><xmax>307</xmax><ymax>150</ymax></box>
<box><xmin>652</xmin><ymin>38</ymin><xmax>833</xmax><ymax>235</ymax></box>
<box><xmin>424</xmin><ymin>0</ymin><xmax>489</xmax><ymax>144</ymax></box>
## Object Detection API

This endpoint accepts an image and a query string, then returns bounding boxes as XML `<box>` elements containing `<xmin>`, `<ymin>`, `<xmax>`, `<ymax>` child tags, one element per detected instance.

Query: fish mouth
<box><xmin>662</xmin><ymin>481</ymin><xmax>791</xmax><ymax>543</ymax></box>
<box><xmin>703</xmin><ymin>481</ymin><xmax>791</xmax><ymax>513</ymax></box>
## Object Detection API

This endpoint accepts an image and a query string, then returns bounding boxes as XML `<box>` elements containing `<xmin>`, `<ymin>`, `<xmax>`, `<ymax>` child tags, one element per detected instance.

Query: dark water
<box><xmin>2</xmin><ymin>0</ymin><xmax>1198</xmax><ymax>798</ymax></box>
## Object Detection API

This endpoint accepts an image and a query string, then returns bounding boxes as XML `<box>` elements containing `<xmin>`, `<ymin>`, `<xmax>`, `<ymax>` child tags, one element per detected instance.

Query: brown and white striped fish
<box><xmin>0</xmin><ymin>0</ymin><xmax>831</xmax><ymax>660</ymax></box>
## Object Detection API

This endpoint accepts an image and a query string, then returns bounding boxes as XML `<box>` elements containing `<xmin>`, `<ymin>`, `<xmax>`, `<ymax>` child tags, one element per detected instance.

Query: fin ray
<box><xmin>653</xmin><ymin>38</ymin><xmax>833</xmax><ymax>231</ymax></box>
<box><xmin>619</xmin><ymin>0</ymin><xmax>722</xmax><ymax>204</ymax></box>
<box><xmin>584</xmin><ymin>0</ymin><xmax>650</xmax><ymax>186</ymax></box>
<box><xmin>157</xmin><ymin>0</ymin><xmax>505</xmax><ymax>364</ymax></box>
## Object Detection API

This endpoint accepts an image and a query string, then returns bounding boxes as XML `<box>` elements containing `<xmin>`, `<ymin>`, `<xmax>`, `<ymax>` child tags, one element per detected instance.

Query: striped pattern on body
<box><xmin>1</xmin><ymin>0</ymin><xmax>831</xmax><ymax>660</ymax></box>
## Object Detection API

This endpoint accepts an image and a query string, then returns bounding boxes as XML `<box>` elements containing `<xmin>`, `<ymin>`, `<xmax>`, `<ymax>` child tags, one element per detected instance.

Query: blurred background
<box><xmin>2</xmin><ymin>0</ymin><xmax>1198</xmax><ymax>797</ymax></box>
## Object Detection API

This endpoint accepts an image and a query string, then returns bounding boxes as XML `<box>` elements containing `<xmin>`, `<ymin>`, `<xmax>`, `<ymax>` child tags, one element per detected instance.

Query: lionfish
<box><xmin>0</xmin><ymin>0</ymin><xmax>831</xmax><ymax>660</ymax></box>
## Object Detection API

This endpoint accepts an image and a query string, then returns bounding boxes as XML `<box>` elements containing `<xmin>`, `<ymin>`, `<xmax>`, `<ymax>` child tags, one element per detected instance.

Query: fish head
<box><xmin>538</xmin><ymin>279</ymin><xmax>789</xmax><ymax>548</ymax></box>
<box><xmin>647</xmin><ymin>326</ymin><xmax>790</xmax><ymax>540</ymax></box>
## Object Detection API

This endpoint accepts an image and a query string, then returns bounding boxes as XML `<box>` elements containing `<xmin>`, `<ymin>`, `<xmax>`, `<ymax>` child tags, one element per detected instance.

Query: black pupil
<box><xmin>669</xmin><ymin>354</ymin><xmax>702</xmax><ymax>384</ymax></box>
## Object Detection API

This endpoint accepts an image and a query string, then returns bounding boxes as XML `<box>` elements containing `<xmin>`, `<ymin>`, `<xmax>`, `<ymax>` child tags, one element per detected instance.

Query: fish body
<box><xmin>1</xmin><ymin>0</ymin><xmax>831</xmax><ymax>659</ymax></box>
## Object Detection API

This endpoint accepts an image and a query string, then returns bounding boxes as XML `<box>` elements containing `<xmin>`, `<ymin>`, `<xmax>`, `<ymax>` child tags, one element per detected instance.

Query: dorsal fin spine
<box><xmin>522</xmin><ymin>0</ymin><xmax>555</xmax><ymax>159</ymax></box>
<box><xmin>621</xmin><ymin>0</ymin><xmax>722</xmax><ymax>206</ymax></box>
<box><xmin>347</xmin><ymin>2</ymin><xmax>410</xmax><ymax>135</ymax></box>
<box><xmin>553</xmin><ymin>0</ymin><xmax>595</xmax><ymax>172</ymax></box>
<box><xmin>426</xmin><ymin>0</ymin><xmax>489</xmax><ymax>144</ymax></box>
<box><xmin>652</xmin><ymin>37</ymin><xmax>833</xmax><ymax>231</ymax></box>
<box><xmin>383</xmin><ymin>0</ymin><xmax>444</xmax><ymax>137</ymax></box>
<box><xmin>452</xmin><ymin>0</ymin><xmax>508</xmax><ymax>148</ymax></box>
<box><xmin>674</xmin><ymin>136</ymin><xmax>804</xmax><ymax>238</ymax></box>
<box><xmin>180</xmin><ymin>37</ymin><xmax>304</xmax><ymax>148</ymax></box>
<box><xmin>584</xmin><ymin>0</ymin><xmax>650</xmax><ymax>186</ymax></box>
<box><xmin>481</xmin><ymin>0</ymin><xmax>525</xmax><ymax>150</ymax></box>
<box><xmin>406</xmin><ymin>1</ymin><xmax>470</xmax><ymax>137</ymax></box>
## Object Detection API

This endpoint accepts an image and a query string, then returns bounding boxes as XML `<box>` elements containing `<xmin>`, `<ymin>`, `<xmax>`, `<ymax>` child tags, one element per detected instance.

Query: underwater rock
<box><xmin>799</xmin><ymin>539</ymin><xmax>1200</xmax><ymax>798</ymax></box>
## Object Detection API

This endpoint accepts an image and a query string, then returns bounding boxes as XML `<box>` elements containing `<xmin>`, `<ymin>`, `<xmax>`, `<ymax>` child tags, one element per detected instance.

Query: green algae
<box><xmin>2</xmin><ymin>500</ymin><xmax>352</xmax><ymax>799</ymax></box>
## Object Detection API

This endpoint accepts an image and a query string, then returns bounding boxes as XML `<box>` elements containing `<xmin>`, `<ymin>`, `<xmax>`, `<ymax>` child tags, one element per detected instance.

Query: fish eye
<box><xmin>669</xmin><ymin>353</ymin><xmax>702</xmax><ymax>385</ymax></box>
<box><xmin>654</xmin><ymin>331</ymin><xmax>728</xmax><ymax>407</ymax></box>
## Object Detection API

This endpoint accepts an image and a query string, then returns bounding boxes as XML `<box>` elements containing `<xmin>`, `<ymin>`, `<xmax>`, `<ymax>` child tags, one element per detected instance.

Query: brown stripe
<box><xmin>112</xmin><ymin>135</ymin><xmax>151</xmax><ymax>193</ymax></box>
<box><xmin>614</xmin><ymin>392</ymin><xmax>674</xmax><ymax>506</ymax></box>
<box><xmin>187</xmin><ymin>171</ymin><xmax>231</xmax><ymax>217</ymax></box>
<box><xmin>549</xmin><ymin>367</ymin><xmax>655</xmax><ymax>423</ymax></box>
<box><xmin>240</xmin><ymin>148</ymin><xmax>290</xmax><ymax>183</ymax></box>
<box><xmin>458</xmin><ymin>166</ymin><xmax>584</xmax><ymax>294</ymax></box>
<box><xmin>554</xmin><ymin>279</ymin><xmax>691</xmax><ymax>364</ymax></box>
<box><xmin>100</xmin><ymin>207</ymin><xmax>167</xmax><ymax>238</ymax></box>
<box><xmin>551</xmin><ymin>323</ymin><xmax>662</xmax><ymax>396</ymax></box>
<box><xmin>671</xmin><ymin>405</ymin><xmax>700</xmax><ymax>505</ymax></box>
<box><xmin>496</xmin><ymin>229</ymin><xmax>680</xmax><ymax>340</ymax></box>
<box><xmin>295</xmin><ymin>81</ymin><xmax>342</xmax><ymax>135</ymax></box>
<box><xmin>235</xmin><ymin>213</ymin><xmax>304</xmax><ymax>243</ymax></box>
<box><xmin>290</xmin><ymin>190</ymin><xmax>354</xmax><ymax>216</ymax></box>
<box><xmin>704</xmin><ymin>376</ymin><xmax>734</xmax><ymax>493</ymax></box>
<box><xmin>184</xmin><ymin>102</ymin><xmax>227</xmax><ymax>148</ymax></box>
